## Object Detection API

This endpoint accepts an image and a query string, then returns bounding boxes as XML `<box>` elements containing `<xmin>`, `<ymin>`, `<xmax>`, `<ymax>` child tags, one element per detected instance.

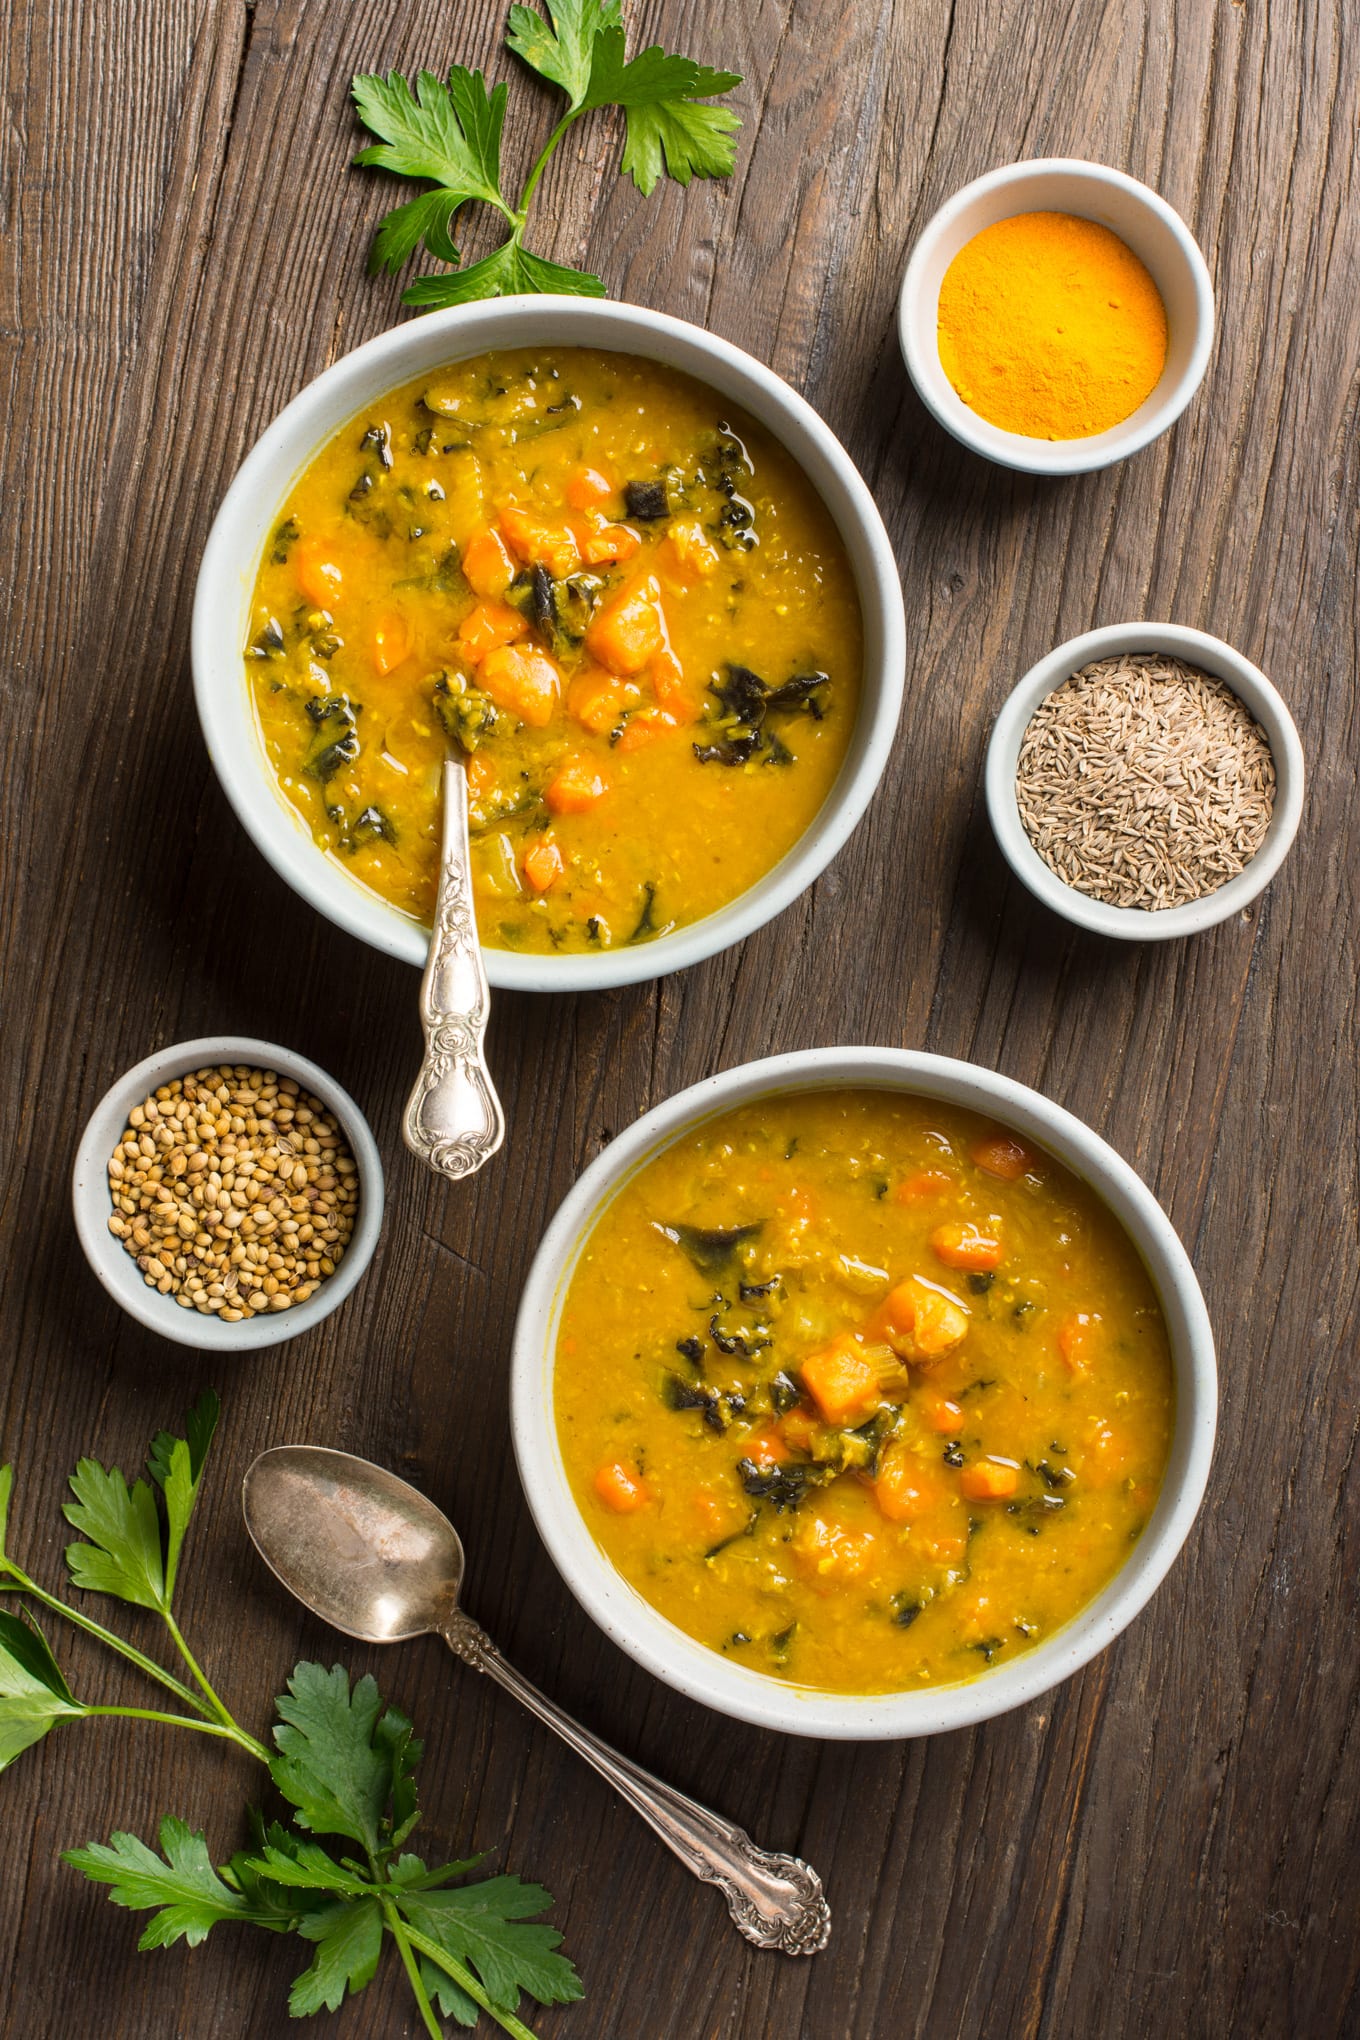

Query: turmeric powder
<box><xmin>937</xmin><ymin>211</ymin><xmax>1169</xmax><ymax>440</ymax></box>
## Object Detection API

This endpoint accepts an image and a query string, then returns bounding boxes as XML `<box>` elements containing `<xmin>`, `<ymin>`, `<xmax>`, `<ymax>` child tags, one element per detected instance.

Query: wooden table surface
<box><xmin>3</xmin><ymin>1</ymin><xmax>1357</xmax><ymax>2034</ymax></box>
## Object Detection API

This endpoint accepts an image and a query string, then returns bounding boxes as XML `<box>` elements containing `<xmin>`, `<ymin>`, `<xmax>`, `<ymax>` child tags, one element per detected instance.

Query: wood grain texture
<box><xmin>1</xmin><ymin>0</ymin><xmax>1356</xmax><ymax>2033</ymax></box>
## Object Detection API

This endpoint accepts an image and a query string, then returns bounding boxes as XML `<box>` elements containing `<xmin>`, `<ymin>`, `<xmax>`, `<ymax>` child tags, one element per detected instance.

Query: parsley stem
<box><xmin>516</xmin><ymin>108</ymin><xmax>580</xmax><ymax>221</ymax></box>
<box><xmin>382</xmin><ymin>1903</ymin><xmax>444</xmax><ymax>2040</ymax></box>
<box><xmin>395</xmin><ymin>1916</ymin><xmax>540</xmax><ymax>2040</ymax></box>
<box><xmin>160</xmin><ymin>1608</ymin><xmax>239</xmax><ymax>1732</ymax></box>
<box><xmin>1</xmin><ymin>1569</ymin><xmax>213</xmax><ymax>1720</ymax></box>
<box><xmin>82</xmin><ymin>1703</ymin><xmax>270</xmax><ymax>1759</ymax></box>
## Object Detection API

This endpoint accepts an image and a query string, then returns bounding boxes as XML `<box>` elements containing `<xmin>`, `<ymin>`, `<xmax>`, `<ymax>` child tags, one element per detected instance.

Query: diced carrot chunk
<box><xmin>800</xmin><ymin>1335</ymin><xmax>881</xmax><ymax>1427</ymax></box>
<box><xmin>566</xmin><ymin>665</ymin><xmax>630</xmax><ymax>734</ymax></box>
<box><xmin>971</xmin><ymin>1131</ymin><xmax>1038</xmax><ymax>1181</ymax></box>
<box><xmin>960</xmin><ymin>1458</ymin><xmax>1020</xmax><ymax>1501</ymax></box>
<box><xmin>777</xmin><ymin>1406</ymin><xmax>820</xmax><ymax>1454</ymax></box>
<box><xmin>931</xmin><ymin>1222</ymin><xmax>1003</xmax><ymax>1272</ymax></box>
<box><xmin>869</xmin><ymin>1277</ymin><xmax>969</xmax><ymax>1361</ymax></box>
<box><xmin>499</xmin><ymin>503</ymin><xmax>581</xmax><ymax>578</ymax></box>
<box><xmin>918</xmin><ymin>1392</ymin><xmax>964</xmax><ymax>1435</ymax></box>
<box><xmin>371</xmin><ymin>614</ymin><xmax>411</xmax><ymax>676</ymax></box>
<box><xmin>1057</xmin><ymin>1311</ymin><xmax>1103</xmax><ymax>1375</ymax></box>
<box><xmin>893</xmin><ymin>1169</ymin><xmax>956</xmax><ymax>1203</ymax></box>
<box><xmin>594</xmin><ymin>1460</ymin><xmax>650</xmax><ymax>1512</ymax></box>
<box><xmin>545</xmin><ymin>755</ymin><xmax>609</xmax><ymax>815</ymax></box>
<box><xmin>479</xmin><ymin>643</ymin><xmax>560</xmax><ymax>727</ymax></box>
<box><xmin>586</xmin><ymin>574</ymin><xmax>665</xmax><ymax>674</ymax></box>
<box><xmin>293</xmin><ymin>539</ymin><xmax>343</xmax><ymax>610</ymax></box>
<box><xmin>522</xmin><ymin>835</ymin><xmax>565</xmax><ymax>892</ymax></box>
<box><xmin>615</xmin><ymin>708</ymin><xmax>679</xmax><ymax>753</ymax></box>
<box><xmin>462</xmin><ymin>526</ymin><xmax>516</xmax><ymax>599</ymax></box>
<box><xmin>566</xmin><ymin>466</ymin><xmax>614</xmax><ymax>511</ymax></box>
<box><xmin>743</xmin><ymin>1427</ymin><xmax>788</xmax><ymax>1471</ymax></box>
<box><xmin>458</xmin><ymin>601</ymin><xmax>529</xmax><ymax>664</ymax></box>
<box><xmin>579</xmin><ymin>519</ymin><xmax>641</xmax><ymax>567</ymax></box>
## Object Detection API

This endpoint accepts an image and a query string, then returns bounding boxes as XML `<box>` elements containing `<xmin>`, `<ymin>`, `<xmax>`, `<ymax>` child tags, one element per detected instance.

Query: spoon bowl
<box><xmin>243</xmin><ymin>1445</ymin><xmax>465</xmax><ymax>1644</ymax></box>
<box><xmin>242</xmin><ymin>1442</ymin><xmax>831</xmax><ymax>1955</ymax></box>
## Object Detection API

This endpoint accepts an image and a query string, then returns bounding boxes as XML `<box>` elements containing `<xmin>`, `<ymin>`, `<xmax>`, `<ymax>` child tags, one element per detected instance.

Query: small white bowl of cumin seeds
<box><xmin>985</xmin><ymin>622</ymin><xmax>1305</xmax><ymax>940</ymax></box>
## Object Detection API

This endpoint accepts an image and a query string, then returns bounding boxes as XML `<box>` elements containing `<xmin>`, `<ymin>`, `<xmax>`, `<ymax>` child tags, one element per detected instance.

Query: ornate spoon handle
<box><xmin>402</xmin><ymin>757</ymin><xmax>506</xmax><ymax>1180</ymax></box>
<box><xmin>441</xmin><ymin>1608</ymin><xmax>831</xmax><ymax>1956</ymax></box>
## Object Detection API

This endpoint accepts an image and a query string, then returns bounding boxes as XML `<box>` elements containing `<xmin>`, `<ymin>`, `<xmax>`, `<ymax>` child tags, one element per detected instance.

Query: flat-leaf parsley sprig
<box><xmin>0</xmin><ymin>1397</ymin><xmax>581</xmax><ymax>2035</ymax></box>
<box><xmin>352</xmin><ymin>0</ymin><xmax>742</xmax><ymax>306</ymax></box>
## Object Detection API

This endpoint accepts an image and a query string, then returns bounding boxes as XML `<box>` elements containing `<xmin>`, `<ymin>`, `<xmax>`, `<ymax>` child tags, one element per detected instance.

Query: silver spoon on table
<box><xmin>242</xmin><ymin>1444</ymin><xmax>831</xmax><ymax>1956</ymax></box>
<box><xmin>402</xmin><ymin>756</ymin><xmax>504</xmax><ymax>1180</ymax></box>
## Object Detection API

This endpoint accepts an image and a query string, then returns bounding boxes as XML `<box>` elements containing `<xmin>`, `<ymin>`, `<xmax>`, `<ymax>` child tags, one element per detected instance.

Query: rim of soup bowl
<box><xmin>510</xmin><ymin>1047</ymin><xmax>1217</xmax><ymax>1739</ymax></box>
<box><xmin>192</xmin><ymin>298</ymin><xmax>907</xmax><ymax>992</ymax></box>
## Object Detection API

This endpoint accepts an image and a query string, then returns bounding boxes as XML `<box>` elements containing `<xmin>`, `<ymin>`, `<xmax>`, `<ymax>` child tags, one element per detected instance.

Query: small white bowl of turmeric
<box><xmin>899</xmin><ymin>159</ymin><xmax>1214</xmax><ymax>475</ymax></box>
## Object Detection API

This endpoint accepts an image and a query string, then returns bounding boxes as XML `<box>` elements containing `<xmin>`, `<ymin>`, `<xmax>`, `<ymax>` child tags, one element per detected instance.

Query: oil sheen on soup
<box><xmin>554</xmin><ymin>1090</ymin><xmax>1175</xmax><ymax>1695</ymax></box>
<box><xmin>246</xmin><ymin>349</ymin><xmax>863</xmax><ymax>955</ymax></box>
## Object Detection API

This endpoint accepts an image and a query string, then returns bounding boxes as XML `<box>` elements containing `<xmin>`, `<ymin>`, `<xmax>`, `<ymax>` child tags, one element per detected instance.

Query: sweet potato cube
<box><xmin>499</xmin><ymin>503</ymin><xmax>580</xmax><ymax>577</ymax></box>
<box><xmin>461</xmin><ymin>526</ymin><xmax>516</xmax><ymax>599</ymax></box>
<box><xmin>566</xmin><ymin>466</ymin><xmax>614</xmax><ymax>510</ymax></box>
<box><xmin>545</xmin><ymin>755</ymin><xmax>609</xmax><ymax>815</ymax></box>
<box><xmin>799</xmin><ymin>1335</ymin><xmax>881</xmax><ymax>1426</ymax></box>
<box><xmin>567</xmin><ymin>666</ymin><xmax>631</xmax><ymax>735</ymax></box>
<box><xmin>959</xmin><ymin>1459</ymin><xmax>1020</xmax><ymax>1501</ymax></box>
<box><xmin>457</xmin><ymin>601</ymin><xmax>529</xmax><ymax>665</ymax></box>
<box><xmin>521</xmin><ymin>834</ymin><xmax>565</xmax><ymax>893</ymax></box>
<box><xmin>586</xmin><ymin>574</ymin><xmax>665</xmax><ymax>674</ymax></box>
<box><xmin>479</xmin><ymin>644</ymin><xmax>560</xmax><ymax>728</ymax></box>
<box><xmin>869</xmin><ymin>1277</ymin><xmax>969</xmax><ymax>1361</ymax></box>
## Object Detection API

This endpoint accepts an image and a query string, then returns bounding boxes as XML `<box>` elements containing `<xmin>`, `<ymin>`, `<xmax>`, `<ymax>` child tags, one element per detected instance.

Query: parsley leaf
<box><xmin>399</xmin><ymin>1878</ymin><xmax>585</xmax><ymax>2013</ymax></box>
<box><xmin>147</xmin><ymin>1389</ymin><xmax>218</xmax><ymax>1604</ymax></box>
<box><xmin>270</xmin><ymin>1663</ymin><xmax>396</xmax><ymax>1856</ymax></box>
<box><xmin>403</xmin><ymin>240</ymin><xmax>604</xmax><ymax>306</ymax></box>
<box><xmin>505</xmin><ymin>0</ymin><xmax>622</xmax><ymax>110</ymax></box>
<box><xmin>63</xmin><ymin>1457</ymin><xmax>166</xmax><ymax>1611</ymax></box>
<box><xmin>581</xmin><ymin>30</ymin><xmax>742</xmax><ymax>193</ymax></box>
<box><xmin>0</xmin><ymin>1609</ymin><xmax>82</xmax><ymax>1769</ymax></box>
<box><xmin>353</xmin><ymin>66</ymin><xmax>512</xmax><ymax>275</ymax></box>
<box><xmin>351</xmin><ymin>2</ymin><xmax>740</xmax><ymax>303</ymax></box>
<box><xmin>421</xmin><ymin>1956</ymin><xmax>482</xmax><ymax>2027</ymax></box>
<box><xmin>289</xmin><ymin>1896</ymin><xmax>385</xmax><ymax>2015</ymax></box>
<box><xmin>62</xmin><ymin>1818</ymin><xmax>260</xmax><ymax>1950</ymax></box>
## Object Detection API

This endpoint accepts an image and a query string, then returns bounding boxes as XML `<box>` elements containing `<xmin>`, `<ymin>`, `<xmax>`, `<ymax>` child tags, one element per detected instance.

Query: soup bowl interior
<box><xmin>194</xmin><ymin>298</ymin><xmax>906</xmax><ymax>991</ymax></box>
<box><xmin>511</xmin><ymin>1047</ymin><xmax>1216</xmax><ymax>1739</ymax></box>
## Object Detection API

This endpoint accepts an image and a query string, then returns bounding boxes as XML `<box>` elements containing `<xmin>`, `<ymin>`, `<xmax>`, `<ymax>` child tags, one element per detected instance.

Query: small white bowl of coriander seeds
<box><xmin>72</xmin><ymin>1037</ymin><xmax>383</xmax><ymax>1350</ymax></box>
<box><xmin>985</xmin><ymin>622</ymin><xmax>1304</xmax><ymax>940</ymax></box>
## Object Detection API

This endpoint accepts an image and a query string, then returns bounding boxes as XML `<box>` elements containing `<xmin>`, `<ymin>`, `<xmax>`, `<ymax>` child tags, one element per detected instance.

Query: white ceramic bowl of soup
<box><xmin>193</xmin><ymin>298</ymin><xmax>906</xmax><ymax>992</ymax></box>
<box><xmin>899</xmin><ymin>159</ymin><xmax>1214</xmax><ymax>476</ymax></box>
<box><xmin>72</xmin><ymin>1036</ymin><xmax>383</xmax><ymax>1352</ymax></box>
<box><xmin>511</xmin><ymin>1046</ymin><xmax>1216</xmax><ymax>1740</ymax></box>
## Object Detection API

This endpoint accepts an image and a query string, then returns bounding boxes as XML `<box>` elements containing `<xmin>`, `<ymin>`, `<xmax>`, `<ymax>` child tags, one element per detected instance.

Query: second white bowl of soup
<box><xmin>194</xmin><ymin>299</ymin><xmax>905</xmax><ymax>991</ymax></box>
<box><xmin>512</xmin><ymin>1047</ymin><xmax>1217</xmax><ymax>1739</ymax></box>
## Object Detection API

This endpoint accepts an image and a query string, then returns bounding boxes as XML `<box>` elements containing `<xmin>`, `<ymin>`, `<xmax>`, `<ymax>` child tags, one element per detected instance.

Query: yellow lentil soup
<box><xmin>246</xmin><ymin>349</ymin><xmax>862</xmax><ymax>955</ymax></box>
<box><xmin>555</xmin><ymin>1090</ymin><xmax>1174</xmax><ymax>1694</ymax></box>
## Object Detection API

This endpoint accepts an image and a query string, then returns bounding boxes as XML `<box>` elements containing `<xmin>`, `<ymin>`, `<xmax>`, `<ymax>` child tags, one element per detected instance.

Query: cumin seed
<box><xmin>1014</xmin><ymin>653</ymin><xmax>1276</xmax><ymax>910</ymax></box>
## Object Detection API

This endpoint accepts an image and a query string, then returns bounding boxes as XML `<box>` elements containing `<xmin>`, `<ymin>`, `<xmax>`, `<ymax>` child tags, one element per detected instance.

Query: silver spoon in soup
<box><xmin>401</xmin><ymin>755</ymin><xmax>505</xmax><ymax>1179</ymax></box>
